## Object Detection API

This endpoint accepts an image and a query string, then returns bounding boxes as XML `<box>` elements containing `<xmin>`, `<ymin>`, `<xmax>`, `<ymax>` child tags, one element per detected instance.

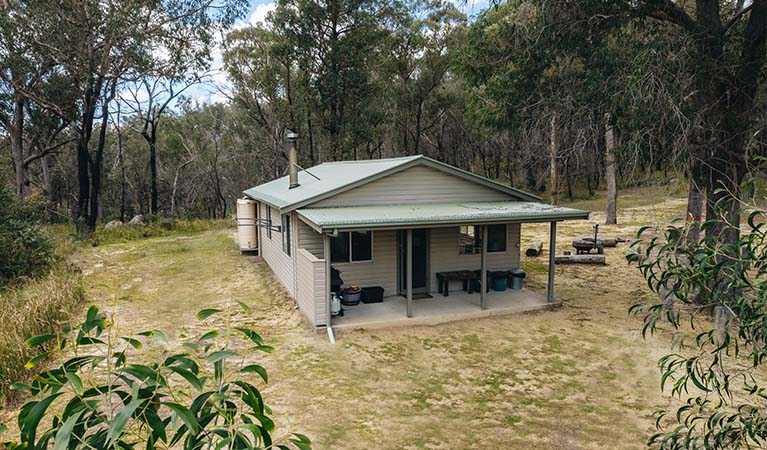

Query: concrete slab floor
<box><xmin>331</xmin><ymin>288</ymin><xmax>559</xmax><ymax>331</ymax></box>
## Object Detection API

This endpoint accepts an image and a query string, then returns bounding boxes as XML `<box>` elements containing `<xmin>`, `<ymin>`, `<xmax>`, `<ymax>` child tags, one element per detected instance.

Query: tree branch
<box><xmin>641</xmin><ymin>0</ymin><xmax>698</xmax><ymax>31</ymax></box>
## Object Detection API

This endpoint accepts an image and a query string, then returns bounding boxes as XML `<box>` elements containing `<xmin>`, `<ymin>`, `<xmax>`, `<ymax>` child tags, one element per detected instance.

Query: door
<box><xmin>399</xmin><ymin>229</ymin><xmax>430</xmax><ymax>294</ymax></box>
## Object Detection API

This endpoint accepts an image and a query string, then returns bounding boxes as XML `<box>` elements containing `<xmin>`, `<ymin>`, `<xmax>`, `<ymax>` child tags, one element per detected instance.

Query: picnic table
<box><xmin>436</xmin><ymin>270</ymin><xmax>479</xmax><ymax>296</ymax></box>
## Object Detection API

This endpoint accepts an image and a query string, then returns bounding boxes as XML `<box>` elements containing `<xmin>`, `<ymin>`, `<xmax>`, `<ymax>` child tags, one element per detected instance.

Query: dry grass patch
<box><xmin>0</xmin><ymin>266</ymin><xmax>84</xmax><ymax>399</ymax></box>
<box><xmin>2</xmin><ymin>190</ymin><xmax>692</xmax><ymax>449</ymax></box>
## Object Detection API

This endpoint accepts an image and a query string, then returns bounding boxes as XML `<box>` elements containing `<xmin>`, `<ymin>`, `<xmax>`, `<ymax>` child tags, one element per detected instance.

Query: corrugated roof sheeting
<box><xmin>297</xmin><ymin>201</ymin><xmax>590</xmax><ymax>230</ymax></box>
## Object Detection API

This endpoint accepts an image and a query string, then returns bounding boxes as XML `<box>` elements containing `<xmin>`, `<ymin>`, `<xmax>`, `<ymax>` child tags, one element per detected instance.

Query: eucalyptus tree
<box><xmin>271</xmin><ymin>0</ymin><xmax>394</xmax><ymax>161</ymax></box>
<box><xmin>385</xmin><ymin>0</ymin><xmax>465</xmax><ymax>155</ymax></box>
<box><xmin>125</xmin><ymin>76</ymin><xmax>204</xmax><ymax>216</ymax></box>
<box><xmin>0</xmin><ymin>0</ymin><xmax>246</xmax><ymax>234</ymax></box>
<box><xmin>225</xmin><ymin>26</ymin><xmax>296</xmax><ymax>172</ymax></box>
<box><xmin>0</xmin><ymin>12</ymin><xmax>74</xmax><ymax>199</ymax></box>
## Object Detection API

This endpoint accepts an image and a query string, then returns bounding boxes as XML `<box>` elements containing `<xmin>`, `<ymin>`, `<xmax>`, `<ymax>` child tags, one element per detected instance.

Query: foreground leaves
<box><xmin>0</xmin><ymin>305</ymin><xmax>311</xmax><ymax>450</ymax></box>
<box><xmin>629</xmin><ymin>191</ymin><xmax>767</xmax><ymax>449</ymax></box>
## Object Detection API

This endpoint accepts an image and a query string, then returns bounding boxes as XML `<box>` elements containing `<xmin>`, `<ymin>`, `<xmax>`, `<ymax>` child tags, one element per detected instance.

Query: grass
<box><xmin>1</xmin><ymin>185</ymin><xmax>691</xmax><ymax>448</ymax></box>
<box><xmin>0</xmin><ymin>266</ymin><xmax>84</xmax><ymax>399</ymax></box>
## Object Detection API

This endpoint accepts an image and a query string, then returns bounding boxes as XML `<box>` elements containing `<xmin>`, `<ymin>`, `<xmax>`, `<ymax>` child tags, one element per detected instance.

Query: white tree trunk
<box><xmin>549</xmin><ymin>114</ymin><xmax>558</xmax><ymax>204</ymax></box>
<box><xmin>604</xmin><ymin>115</ymin><xmax>617</xmax><ymax>225</ymax></box>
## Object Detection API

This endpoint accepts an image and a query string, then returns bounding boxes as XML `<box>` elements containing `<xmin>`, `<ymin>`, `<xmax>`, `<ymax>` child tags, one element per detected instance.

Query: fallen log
<box><xmin>555</xmin><ymin>254</ymin><xmax>606</xmax><ymax>265</ymax></box>
<box><xmin>526</xmin><ymin>241</ymin><xmax>543</xmax><ymax>257</ymax></box>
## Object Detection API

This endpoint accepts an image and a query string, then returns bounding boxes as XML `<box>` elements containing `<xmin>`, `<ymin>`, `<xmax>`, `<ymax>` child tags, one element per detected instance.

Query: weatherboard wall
<box><xmin>258</xmin><ymin>203</ymin><xmax>297</xmax><ymax>299</ymax></box>
<box><xmin>295</xmin><ymin>248</ymin><xmax>326</xmax><ymax>326</ymax></box>
<box><xmin>429</xmin><ymin>224</ymin><xmax>521</xmax><ymax>292</ymax></box>
<box><xmin>311</xmin><ymin>165</ymin><xmax>513</xmax><ymax>208</ymax></box>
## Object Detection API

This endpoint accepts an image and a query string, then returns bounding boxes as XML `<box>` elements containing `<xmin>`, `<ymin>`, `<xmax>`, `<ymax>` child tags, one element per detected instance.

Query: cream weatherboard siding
<box><xmin>258</xmin><ymin>203</ymin><xmax>297</xmax><ymax>298</ymax></box>
<box><xmin>296</xmin><ymin>218</ymin><xmax>324</xmax><ymax>258</ymax></box>
<box><xmin>329</xmin><ymin>230</ymin><xmax>398</xmax><ymax>296</ymax></box>
<box><xmin>311</xmin><ymin>165</ymin><xmax>513</xmax><ymax>207</ymax></box>
<box><xmin>295</xmin><ymin>248</ymin><xmax>327</xmax><ymax>326</ymax></box>
<box><xmin>429</xmin><ymin>224</ymin><xmax>521</xmax><ymax>292</ymax></box>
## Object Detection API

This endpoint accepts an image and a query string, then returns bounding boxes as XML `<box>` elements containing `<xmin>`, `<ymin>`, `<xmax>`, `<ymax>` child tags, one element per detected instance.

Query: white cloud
<box><xmin>249</xmin><ymin>2</ymin><xmax>276</xmax><ymax>26</ymax></box>
<box><xmin>232</xmin><ymin>1</ymin><xmax>276</xmax><ymax>30</ymax></box>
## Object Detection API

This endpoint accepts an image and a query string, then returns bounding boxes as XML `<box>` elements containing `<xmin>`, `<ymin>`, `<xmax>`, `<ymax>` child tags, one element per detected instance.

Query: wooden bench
<box><xmin>435</xmin><ymin>270</ymin><xmax>479</xmax><ymax>296</ymax></box>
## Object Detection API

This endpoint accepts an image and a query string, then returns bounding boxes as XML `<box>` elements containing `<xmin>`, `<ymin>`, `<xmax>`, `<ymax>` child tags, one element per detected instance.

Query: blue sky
<box><xmin>185</xmin><ymin>0</ymin><xmax>491</xmax><ymax>104</ymax></box>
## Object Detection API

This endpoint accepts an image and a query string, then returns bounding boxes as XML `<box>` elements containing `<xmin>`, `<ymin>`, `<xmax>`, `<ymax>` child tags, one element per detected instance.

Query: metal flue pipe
<box><xmin>287</xmin><ymin>129</ymin><xmax>299</xmax><ymax>189</ymax></box>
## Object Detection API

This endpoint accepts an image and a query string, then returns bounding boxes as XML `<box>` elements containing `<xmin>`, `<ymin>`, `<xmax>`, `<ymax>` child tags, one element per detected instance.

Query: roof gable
<box><xmin>243</xmin><ymin>155</ymin><xmax>540</xmax><ymax>211</ymax></box>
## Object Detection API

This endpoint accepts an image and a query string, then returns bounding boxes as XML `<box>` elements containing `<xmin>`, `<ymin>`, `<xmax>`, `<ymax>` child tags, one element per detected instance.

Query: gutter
<box><xmin>299</xmin><ymin>212</ymin><xmax>591</xmax><ymax>233</ymax></box>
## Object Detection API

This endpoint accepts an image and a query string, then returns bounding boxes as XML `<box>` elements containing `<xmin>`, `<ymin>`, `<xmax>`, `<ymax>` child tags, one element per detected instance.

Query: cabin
<box><xmin>240</xmin><ymin>155</ymin><xmax>589</xmax><ymax>331</ymax></box>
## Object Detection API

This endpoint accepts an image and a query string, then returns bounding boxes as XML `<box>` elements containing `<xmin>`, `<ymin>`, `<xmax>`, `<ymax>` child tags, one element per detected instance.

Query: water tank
<box><xmin>236</xmin><ymin>198</ymin><xmax>258</xmax><ymax>252</ymax></box>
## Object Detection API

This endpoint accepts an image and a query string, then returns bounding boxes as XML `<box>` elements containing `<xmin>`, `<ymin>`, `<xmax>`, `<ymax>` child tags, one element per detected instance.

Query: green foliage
<box><xmin>0</xmin><ymin>187</ymin><xmax>55</xmax><ymax>285</ymax></box>
<box><xmin>0</xmin><ymin>304</ymin><xmax>311</xmax><ymax>450</ymax></box>
<box><xmin>0</xmin><ymin>267</ymin><xmax>84</xmax><ymax>397</ymax></box>
<box><xmin>628</xmin><ymin>191</ymin><xmax>767</xmax><ymax>448</ymax></box>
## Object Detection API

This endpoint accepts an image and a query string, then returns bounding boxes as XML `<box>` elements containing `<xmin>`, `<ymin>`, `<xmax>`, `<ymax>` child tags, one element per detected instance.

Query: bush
<box><xmin>0</xmin><ymin>188</ymin><xmax>55</xmax><ymax>285</ymax></box>
<box><xmin>0</xmin><ymin>266</ymin><xmax>84</xmax><ymax>398</ymax></box>
<box><xmin>0</xmin><ymin>305</ymin><xmax>311</xmax><ymax>450</ymax></box>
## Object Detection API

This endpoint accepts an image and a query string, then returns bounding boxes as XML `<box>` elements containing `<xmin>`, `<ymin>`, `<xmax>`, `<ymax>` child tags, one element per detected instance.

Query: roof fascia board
<box><xmin>241</xmin><ymin>191</ymin><xmax>285</xmax><ymax>210</ymax></box>
<box><xmin>296</xmin><ymin>213</ymin><xmax>324</xmax><ymax>233</ymax></box>
<box><xmin>298</xmin><ymin>212</ymin><xmax>590</xmax><ymax>233</ymax></box>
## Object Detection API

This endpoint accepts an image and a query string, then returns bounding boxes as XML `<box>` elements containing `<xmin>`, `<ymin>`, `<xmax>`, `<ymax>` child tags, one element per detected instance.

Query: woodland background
<box><xmin>5</xmin><ymin>0</ymin><xmax>763</xmax><ymax>230</ymax></box>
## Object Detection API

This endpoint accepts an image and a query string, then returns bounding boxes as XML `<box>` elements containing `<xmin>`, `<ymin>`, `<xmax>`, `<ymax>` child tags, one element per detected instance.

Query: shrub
<box><xmin>0</xmin><ymin>188</ymin><xmax>55</xmax><ymax>285</ymax></box>
<box><xmin>0</xmin><ymin>305</ymin><xmax>311</xmax><ymax>450</ymax></box>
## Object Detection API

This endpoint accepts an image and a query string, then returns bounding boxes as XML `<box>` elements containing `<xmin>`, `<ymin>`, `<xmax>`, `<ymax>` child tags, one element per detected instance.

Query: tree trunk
<box><xmin>87</xmin><ymin>81</ymin><xmax>114</xmax><ymax>231</ymax></box>
<box><xmin>149</xmin><ymin>122</ymin><xmax>159</xmax><ymax>215</ymax></box>
<box><xmin>685</xmin><ymin>159</ymin><xmax>704</xmax><ymax>243</ymax></box>
<box><xmin>549</xmin><ymin>114</ymin><xmax>558</xmax><ymax>204</ymax></box>
<box><xmin>117</xmin><ymin>119</ymin><xmax>126</xmax><ymax>222</ymax></box>
<box><xmin>9</xmin><ymin>96</ymin><xmax>28</xmax><ymax>198</ymax></box>
<box><xmin>604</xmin><ymin>114</ymin><xmax>617</xmax><ymax>225</ymax></box>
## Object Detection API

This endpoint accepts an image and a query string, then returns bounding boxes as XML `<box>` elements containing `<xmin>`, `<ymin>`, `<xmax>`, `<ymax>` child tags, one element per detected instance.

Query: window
<box><xmin>487</xmin><ymin>224</ymin><xmax>507</xmax><ymax>253</ymax></box>
<box><xmin>330</xmin><ymin>232</ymin><xmax>350</xmax><ymax>263</ymax></box>
<box><xmin>281</xmin><ymin>214</ymin><xmax>291</xmax><ymax>256</ymax></box>
<box><xmin>458</xmin><ymin>226</ymin><xmax>480</xmax><ymax>254</ymax></box>
<box><xmin>330</xmin><ymin>231</ymin><xmax>373</xmax><ymax>263</ymax></box>
<box><xmin>266</xmin><ymin>205</ymin><xmax>272</xmax><ymax>239</ymax></box>
<box><xmin>458</xmin><ymin>224</ymin><xmax>507</xmax><ymax>254</ymax></box>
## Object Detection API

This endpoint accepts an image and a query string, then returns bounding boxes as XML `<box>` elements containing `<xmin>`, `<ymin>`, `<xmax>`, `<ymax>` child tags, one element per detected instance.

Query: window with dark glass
<box><xmin>487</xmin><ymin>224</ymin><xmax>507</xmax><ymax>253</ymax></box>
<box><xmin>331</xmin><ymin>231</ymin><xmax>373</xmax><ymax>263</ymax></box>
<box><xmin>330</xmin><ymin>232</ymin><xmax>350</xmax><ymax>263</ymax></box>
<box><xmin>266</xmin><ymin>205</ymin><xmax>272</xmax><ymax>239</ymax></box>
<box><xmin>351</xmin><ymin>231</ymin><xmax>372</xmax><ymax>261</ymax></box>
<box><xmin>459</xmin><ymin>224</ymin><xmax>506</xmax><ymax>254</ymax></box>
<box><xmin>281</xmin><ymin>214</ymin><xmax>291</xmax><ymax>256</ymax></box>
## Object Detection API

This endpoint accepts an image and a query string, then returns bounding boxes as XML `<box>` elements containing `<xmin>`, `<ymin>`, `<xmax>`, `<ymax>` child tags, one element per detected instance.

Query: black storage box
<box><xmin>361</xmin><ymin>286</ymin><xmax>384</xmax><ymax>303</ymax></box>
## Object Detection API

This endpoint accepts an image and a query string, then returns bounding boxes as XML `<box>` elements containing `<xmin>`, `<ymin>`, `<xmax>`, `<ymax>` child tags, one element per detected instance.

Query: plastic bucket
<box><xmin>492</xmin><ymin>271</ymin><xmax>508</xmax><ymax>291</ymax></box>
<box><xmin>509</xmin><ymin>269</ymin><xmax>526</xmax><ymax>290</ymax></box>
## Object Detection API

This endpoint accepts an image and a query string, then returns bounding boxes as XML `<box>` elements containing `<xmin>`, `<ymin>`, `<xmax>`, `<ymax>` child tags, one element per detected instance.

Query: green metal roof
<box><xmin>297</xmin><ymin>201</ymin><xmax>590</xmax><ymax>231</ymax></box>
<box><xmin>243</xmin><ymin>155</ymin><xmax>541</xmax><ymax>212</ymax></box>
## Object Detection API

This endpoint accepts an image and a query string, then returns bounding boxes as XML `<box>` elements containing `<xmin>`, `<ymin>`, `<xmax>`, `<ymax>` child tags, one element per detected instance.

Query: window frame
<box><xmin>486</xmin><ymin>223</ymin><xmax>507</xmax><ymax>254</ymax></box>
<box><xmin>458</xmin><ymin>224</ymin><xmax>507</xmax><ymax>254</ymax></box>
<box><xmin>330</xmin><ymin>231</ymin><xmax>374</xmax><ymax>263</ymax></box>
<box><xmin>266</xmin><ymin>205</ymin><xmax>272</xmax><ymax>239</ymax></box>
<box><xmin>281</xmin><ymin>214</ymin><xmax>291</xmax><ymax>256</ymax></box>
<box><xmin>458</xmin><ymin>225</ymin><xmax>481</xmax><ymax>255</ymax></box>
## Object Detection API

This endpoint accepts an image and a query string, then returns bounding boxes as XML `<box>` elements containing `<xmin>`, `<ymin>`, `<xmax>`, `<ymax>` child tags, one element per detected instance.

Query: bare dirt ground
<box><xmin>70</xmin><ymin>190</ymin><xmax>688</xmax><ymax>450</ymax></box>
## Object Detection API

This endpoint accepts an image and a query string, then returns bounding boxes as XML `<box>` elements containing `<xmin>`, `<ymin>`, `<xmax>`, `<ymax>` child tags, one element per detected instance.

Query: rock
<box><xmin>105</xmin><ymin>220</ymin><xmax>124</xmax><ymax>229</ymax></box>
<box><xmin>128</xmin><ymin>215</ymin><xmax>146</xmax><ymax>226</ymax></box>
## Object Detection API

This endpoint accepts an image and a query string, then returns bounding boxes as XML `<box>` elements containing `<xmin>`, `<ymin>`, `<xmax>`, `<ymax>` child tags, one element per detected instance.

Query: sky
<box><xmin>185</xmin><ymin>0</ymin><xmax>491</xmax><ymax>105</ymax></box>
